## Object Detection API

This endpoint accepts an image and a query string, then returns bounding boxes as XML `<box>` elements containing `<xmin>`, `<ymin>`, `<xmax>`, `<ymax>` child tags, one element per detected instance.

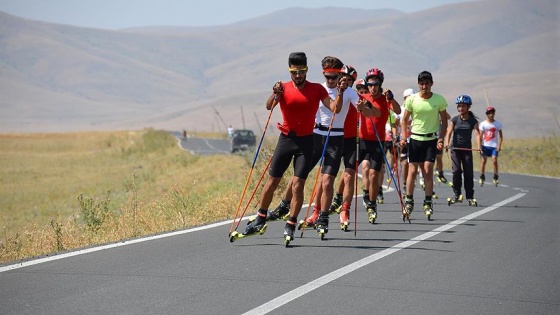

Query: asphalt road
<box><xmin>1</xmin><ymin>135</ymin><xmax>558</xmax><ymax>314</ymax></box>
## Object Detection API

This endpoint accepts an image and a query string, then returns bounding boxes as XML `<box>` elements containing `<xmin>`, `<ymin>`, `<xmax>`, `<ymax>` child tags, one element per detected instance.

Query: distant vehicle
<box><xmin>231</xmin><ymin>129</ymin><xmax>256</xmax><ymax>153</ymax></box>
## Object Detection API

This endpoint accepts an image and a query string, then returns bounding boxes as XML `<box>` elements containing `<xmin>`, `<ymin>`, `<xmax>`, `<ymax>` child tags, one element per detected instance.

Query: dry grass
<box><xmin>0</xmin><ymin>131</ymin><xmax>558</xmax><ymax>264</ymax></box>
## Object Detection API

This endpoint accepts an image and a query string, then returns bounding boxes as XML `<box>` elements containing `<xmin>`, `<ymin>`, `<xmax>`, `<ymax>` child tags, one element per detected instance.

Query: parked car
<box><xmin>231</xmin><ymin>129</ymin><xmax>256</xmax><ymax>153</ymax></box>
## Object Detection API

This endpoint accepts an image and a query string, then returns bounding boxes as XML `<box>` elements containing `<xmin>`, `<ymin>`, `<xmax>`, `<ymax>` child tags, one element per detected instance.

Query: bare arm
<box><xmin>438</xmin><ymin>110</ymin><xmax>448</xmax><ymax>150</ymax></box>
<box><xmin>498</xmin><ymin>130</ymin><xmax>503</xmax><ymax>151</ymax></box>
<box><xmin>444</xmin><ymin>120</ymin><xmax>454</xmax><ymax>149</ymax></box>
<box><xmin>473</xmin><ymin>123</ymin><xmax>481</xmax><ymax>151</ymax></box>
<box><xmin>399</xmin><ymin>110</ymin><xmax>411</xmax><ymax>147</ymax></box>
<box><xmin>266</xmin><ymin>81</ymin><xmax>283</xmax><ymax>110</ymax></box>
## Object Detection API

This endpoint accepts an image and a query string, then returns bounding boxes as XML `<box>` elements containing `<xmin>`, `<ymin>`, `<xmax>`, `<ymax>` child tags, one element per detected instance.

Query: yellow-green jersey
<box><xmin>403</xmin><ymin>93</ymin><xmax>447</xmax><ymax>141</ymax></box>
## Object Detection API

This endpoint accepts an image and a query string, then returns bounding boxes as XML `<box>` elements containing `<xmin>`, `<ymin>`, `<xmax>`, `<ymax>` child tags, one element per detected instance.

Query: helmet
<box><xmin>341</xmin><ymin>65</ymin><xmax>358</xmax><ymax>81</ymax></box>
<box><xmin>355</xmin><ymin>79</ymin><xmax>366</xmax><ymax>88</ymax></box>
<box><xmin>364</xmin><ymin>68</ymin><xmax>384</xmax><ymax>83</ymax></box>
<box><xmin>455</xmin><ymin>94</ymin><xmax>472</xmax><ymax>105</ymax></box>
<box><xmin>485</xmin><ymin>106</ymin><xmax>495</xmax><ymax>113</ymax></box>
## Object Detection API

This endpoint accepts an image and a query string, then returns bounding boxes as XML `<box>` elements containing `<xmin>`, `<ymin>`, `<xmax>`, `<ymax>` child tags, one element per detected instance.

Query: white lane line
<box><xmin>242</xmin><ymin>193</ymin><xmax>526</xmax><ymax>315</ymax></box>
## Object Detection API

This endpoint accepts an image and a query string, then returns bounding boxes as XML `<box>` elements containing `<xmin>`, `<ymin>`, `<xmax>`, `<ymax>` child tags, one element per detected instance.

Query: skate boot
<box><xmin>403</xmin><ymin>197</ymin><xmax>414</xmax><ymax>222</ymax></box>
<box><xmin>230</xmin><ymin>211</ymin><xmax>268</xmax><ymax>242</ymax></box>
<box><xmin>366</xmin><ymin>202</ymin><xmax>377</xmax><ymax>224</ymax></box>
<box><xmin>493</xmin><ymin>174</ymin><xmax>499</xmax><ymax>186</ymax></box>
<box><xmin>376</xmin><ymin>190</ymin><xmax>384</xmax><ymax>204</ymax></box>
<box><xmin>298</xmin><ymin>207</ymin><xmax>319</xmax><ymax>230</ymax></box>
<box><xmin>329</xmin><ymin>194</ymin><xmax>343</xmax><ymax>215</ymax></box>
<box><xmin>437</xmin><ymin>171</ymin><xmax>453</xmax><ymax>187</ymax></box>
<box><xmin>479</xmin><ymin>174</ymin><xmax>485</xmax><ymax>186</ymax></box>
<box><xmin>447</xmin><ymin>194</ymin><xmax>463</xmax><ymax>206</ymax></box>
<box><xmin>339</xmin><ymin>208</ymin><xmax>350</xmax><ymax>231</ymax></box>
<box><xmin>267</xmin><ymin>201</ymin><xmax>289</xmax><ymax>221</ymax></box>
<box><xmin>362</xmin><ymin>190</ymin><xmax>370</xmax><ymax>209</ymax></box>
<box><xmin>423</xmin><ymin>200</ymin><xmax>434</xmax><ymax>221</ymax></box>
<box><xmin>467</xmin><ymin>198</ymin><xmax>478</xmax><ymax>207</ymax></box>
<box><xmin>315</xmin><ymin>212</ymin><xmax>329</xmax><ymax>240</ymax></box>
<box><xmin>419</xmin><ymin>177</ymin><xmax>425</xmax><ymax>190</ymax></box>
<box><xmin>283</xmin><ymin>220</ymin><xmax>296</xmax><ymax>247</ymax></box>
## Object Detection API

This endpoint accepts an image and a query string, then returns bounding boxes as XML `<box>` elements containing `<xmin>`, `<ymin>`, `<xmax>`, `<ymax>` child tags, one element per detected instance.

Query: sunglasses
<box><xmin>288</xmin><ymin>67</ymin><xmax>308</xmax><ymax>75</ymax></box>
<box><xmin>367</xmin><ymin>81</ymin><xmax>381</xmax><ymax>86</ymax></box>
<box><xmin>324</xmin><ymin>74</ymin><xmax>339</xmax><ymax>81</ymax></box>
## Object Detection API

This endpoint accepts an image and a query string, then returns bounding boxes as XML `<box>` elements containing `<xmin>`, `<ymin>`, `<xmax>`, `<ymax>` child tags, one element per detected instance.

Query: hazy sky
<box><xmin>0</xmin><ymin>0</ymin><xmax>475</xmax><ymax>29</ymax></box>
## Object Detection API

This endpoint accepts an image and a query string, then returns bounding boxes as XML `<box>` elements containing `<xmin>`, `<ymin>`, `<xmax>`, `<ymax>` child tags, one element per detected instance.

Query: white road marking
<box><xmin>242</xmin><ymin>193</ymin><xmax>526</xmax><ymax>315</ymax></box>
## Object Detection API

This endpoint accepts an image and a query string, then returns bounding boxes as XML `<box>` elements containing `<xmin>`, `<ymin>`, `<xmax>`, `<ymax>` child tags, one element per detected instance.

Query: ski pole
<box><xmin>229</xmin><ymin>106</ymin><xmax>275</xmax><ymax>234</ymax></box>
<box><xmin>451</xmin><ymin>147</ymin><xmax>481</xmax><ymax>152</ymax></box>
<box><xmin>368</xmin><ymin>114</ymin><xmax>408</xmax><ymax>223</ymax></box>
<box><xmin>354</xmin><ymin>106</ymin><xmax>360</xmax><ymax>237</ymax></box>
<box><xmin>232</xmin><ymin>154</ymin><xmax>273</xmax><ymax>232</ymax></box>
<box><xmin>300</xmin><ymin>112</ymin><xmax>336</xmax><ymax>238</ymax></box>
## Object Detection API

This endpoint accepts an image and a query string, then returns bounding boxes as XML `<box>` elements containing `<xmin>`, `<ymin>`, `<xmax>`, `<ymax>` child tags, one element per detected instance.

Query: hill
<box><xmin>0</xmin><ymin>0</ymin><xmax>558</xmax><ymax>137</ymax></box>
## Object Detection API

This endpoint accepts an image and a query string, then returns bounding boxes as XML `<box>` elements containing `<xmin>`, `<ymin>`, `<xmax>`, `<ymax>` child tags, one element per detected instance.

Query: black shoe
<box><xmin>244</xmin><ymin>214</ymin><xmax>266</xmax><ymax>235</ymax></box>
<box><xmin>267</xmin><ymin>203</ymin><xmax>289</xmax><ymax>221</ymax></box>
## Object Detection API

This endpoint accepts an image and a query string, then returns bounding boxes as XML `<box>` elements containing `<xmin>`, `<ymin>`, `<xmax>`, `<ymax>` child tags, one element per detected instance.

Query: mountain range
<box><xmin>0</xmin><ymin>0</ymin><xmax>558</xmax><ymax>137</ymax></box>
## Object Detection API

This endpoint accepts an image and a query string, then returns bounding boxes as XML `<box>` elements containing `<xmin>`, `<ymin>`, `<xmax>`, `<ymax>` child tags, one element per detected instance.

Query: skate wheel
<box><xmin>320</xmin><ymin>232</ymin><xmax>325</xmax><ymax>240</ymax></box>
<box><xmin>258</xmin><ymin>224</ymin><xmax>268</xmax><ymax>235</ymax></box>
<box><xmin>229</xmin><ymin>231</ymin><xmax>240</xmax><ymax>243</ymax></box>
<box><xmin>427</xmin><ymin>214</ymin><xmax>432</xmax><ymax>221</ymax></box>
<box><xmin>297</xmin><ymin>220</ymin><xmax>305</xmax><ymax>230</ymax></box>
<box><xmin>433</xmin><ymin>194</ymin><xmax>438</xmax><ymax>199</ymax></box>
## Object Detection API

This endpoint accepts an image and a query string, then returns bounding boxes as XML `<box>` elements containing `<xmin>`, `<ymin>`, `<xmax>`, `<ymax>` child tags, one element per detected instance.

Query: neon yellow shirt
<box><xmin>404</xmin><ymin>93</ymin><xmax>447</xmax><ymax>141</ymax></box>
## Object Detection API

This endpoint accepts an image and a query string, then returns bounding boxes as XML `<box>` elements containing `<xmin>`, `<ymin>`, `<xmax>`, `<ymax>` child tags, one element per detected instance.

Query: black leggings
<box><xmin>451</xmin><ymin>149</ymin><xmax>474</xmax><ymax>199</ymax></box>
<box><xmin>269</xmin><ymin>134</ymin><xmax>314</xmax><ymax>179</ymax></box>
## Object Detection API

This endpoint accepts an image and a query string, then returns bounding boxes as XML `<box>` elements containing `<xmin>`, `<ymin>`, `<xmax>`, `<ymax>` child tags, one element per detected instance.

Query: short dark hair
<box><xmin>321</xmin><ymin>56</ymin><xmax>343</xmax><ymax>70</ymax></box>
<box><xmin>418</xmin><ymin>71</ymin><xmax>433</xmax><ymax>83</ymax></box>
<box><xmin>289</xmin><ymin>52</ymin><xmax>307</xmax><ymax>67</ymax></box>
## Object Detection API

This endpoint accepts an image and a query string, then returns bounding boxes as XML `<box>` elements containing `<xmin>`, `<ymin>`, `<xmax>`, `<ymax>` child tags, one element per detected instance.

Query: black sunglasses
<box><xmin>367</xmin><ymin>81</ymin><xmax>381</xmax><ymax>86</ymax></box>
<box><xmin>324</xmin><ymin>74</ymin><xmax>339</xmax><ymax>81</ymax></box>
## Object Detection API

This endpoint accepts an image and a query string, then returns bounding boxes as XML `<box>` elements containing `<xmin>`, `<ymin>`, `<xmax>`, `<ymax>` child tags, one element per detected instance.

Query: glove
<box><xmin>385</xmin><ymin>89</ymin><xmax>394</xmax><ymax>101</ymax></box>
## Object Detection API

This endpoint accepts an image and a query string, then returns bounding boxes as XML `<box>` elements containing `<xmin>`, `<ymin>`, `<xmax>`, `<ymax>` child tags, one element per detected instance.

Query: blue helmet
<box><xmin>455</xmin><ymin>94</ymin><xmax>472</xmax><ymax>105</ymax></box>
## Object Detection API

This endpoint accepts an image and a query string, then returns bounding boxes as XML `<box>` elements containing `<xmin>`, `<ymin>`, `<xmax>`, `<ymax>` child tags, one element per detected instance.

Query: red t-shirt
<box><xmin>343</xmin><ymin>102</ymin><xmax>358</xmax><ymax>139</ymax></box>
<box><xmin>359</xmin><ymin>94</ymin><xmax>390</xmax><ymax>141</ymax></box>
<box><xmin>277</xmin><ymin>81</ymin><xmax>328</xmax><ymax>136</ymax></box>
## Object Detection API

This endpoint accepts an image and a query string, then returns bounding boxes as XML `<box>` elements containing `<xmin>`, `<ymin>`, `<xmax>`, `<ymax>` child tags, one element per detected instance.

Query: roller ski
<box><xmin>403</xmin><ymin>197</ymin><xmax>414</xmax><ymax>222</ymax></box>
<box><xmin>479</xmin><ymin>174</ymin><xmax>485</xmax><ymax>186</ymax></box>
<box><xmin>376</xmin><ymin>190</ymin><xmax>384</xmax><ymax>204</ymax></box>
<box><xmin>437</xmin><ymin>171</ymin><xmax>453</xmax><ymax>187</ymax></box>
<box><xmin>283</xmin><ymin>222</ymin><xmax>296</xmax><ymax>247</ymax></box>
<box><xmin>467</xmin><ymin>198</ymin><xmax>478</xmax><ymax>207</ymax></box>
<box><xmin>423</xmin><ymin>200</ymin><xmax>434</xmax><ymax>221</ymax></box>
<box><xmin>315</xmin><ymin>212</ymin><xmax>329</xmax><ymax>240</ymax></box>
<box><xmin>297</xmin><ymin>208</ymin><xmax>319</xmax><ymax>230</ymax></box>
<box><xmin>266</xmin><ymin>202</ymin><xmax>289</xmax><ymax>221</ymax></box>
<box><xmin>447</xmin><ymin>194</ymin><xmax>463</xmax><ymax>206</ymax></box>
<box><xmin>493</xmin><ymin>174</ymin><xmax>499</xmax><ymax>186</ymax></box>
<box><xmin>366</xmin><ymin>203</ymin><xmax>377</xmax><ymax>224</ymax></box>
<box><xmin>339</xmin><ymin>209</ymin><xmax>350</xmax><ymax>231</ymax></box>
<box><xmin>229</xmin><ymin>212</ymin><xmax>267</xmax><ymax>243</ymax></box>
<box><xmin>329</xmin><ymin>194</ymin><xmax>343</xmax><ymax>215</ymax></box>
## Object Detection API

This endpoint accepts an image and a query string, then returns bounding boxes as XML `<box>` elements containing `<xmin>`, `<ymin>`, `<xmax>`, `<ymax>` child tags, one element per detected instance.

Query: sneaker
<box><xmin>329</xmin><ymin>194</ymin><xmax>343</xmax><ymax>214</ymax></box>
<box><xmin>306</xmin><ymin>208</ymin><xmax>320</xmax><ymax>226</ymax></box>
<box><xmin>267</xmin><ymin>202</ymin><xmax>289</xmax><ymax>221</ymax></box>
<box><xmin>404</xmin><ymin>197</ymin><xmax>414</xmax><ymax>214</ymax></box>
<box><xmin>316</xmin><ymin>212</ymin><xmax>329</xmax><ymax>232</ymax></box>
<box><xmin>423</xmin><ymin>200</ymin><xmax>433</xmax><ymax>215</ymax></box>
<box><xmin>437</xmin><ymin>171</ymin><xmax>448</xmax><ymax>184</ymax></box>
<box><xmin>244</xmin><ymin>213</ymin><xmax>266</xmax><ymax>235</ymax></box>
<box><xmin>283</xmin><ymin>222</ymin><xmax>295</xmax><ymax>240</ymax></box>
<box><xmin>339</xmin><ymin>209</ymin><xmax>349</xmax><ymax>225</ymax></box>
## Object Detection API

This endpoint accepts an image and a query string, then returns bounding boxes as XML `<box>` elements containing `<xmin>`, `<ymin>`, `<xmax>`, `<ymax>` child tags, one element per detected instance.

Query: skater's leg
<box><xmin>451</xmin><ymin>150</ymin><xmax>463</xmax><ymax>195</ymax></box>
<box><xmin>341</xmin><ymin>168</ymin><xmax>355</xmax><ymax>207</ymax></box>
<box><xmin>464</xmin><ymin>152</ymin><xmax>475</xmax><ymax>199</ymax></box>
<box><xmin>258</xmin><ymin>176</ymin><xmax>282</xmax><ymax>211</ymax></box>
<box><xmin>289</xmin><ymin>176</ymin><xmax>306</xmax><ymax>218</ymax></box>
<box><xmin>407</xmin><ymin>162</ymin><xmax>418</xmax><ymax>196</ymax></box>
<box><xmin>420</xmin><ymin>161</ymin><xmax>435</xmax><ymax>199</ymax></box>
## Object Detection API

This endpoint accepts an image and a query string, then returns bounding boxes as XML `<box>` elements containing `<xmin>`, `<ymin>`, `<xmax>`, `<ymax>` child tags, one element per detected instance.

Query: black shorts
<box><xmin>358</xmin><ymin>139</ymin><xmax>384</xmax><ymax>172</ymax></box>
<box><xmin>407</xmin><ymin>138</ymin><xmax>438</xmax><ymax>163</ymax></box>
<box><xmin>341</xmin><ymin>137</ymin><xmax>358</xmax><ymax>170</ymax></box>
<box><xmin>310</xmin><ymin>134</ymin><xmax>344</xmax><ymax>176</ymax></box>
<box><xmin>269</xmin><ymin>134</ymin><xmax>314</xmax><ymax>179</ymax></box>
<box><xmin>384</xmin><ymin>141</ymin><xmax>394</xmax><ymax>154</ymax></box>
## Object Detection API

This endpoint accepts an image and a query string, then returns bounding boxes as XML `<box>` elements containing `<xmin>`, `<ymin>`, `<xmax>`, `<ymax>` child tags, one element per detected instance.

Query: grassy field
<box><xmin>0</xmin><ymin>130</ymin><xmax>558</xmax><ymax>264</ymax></box>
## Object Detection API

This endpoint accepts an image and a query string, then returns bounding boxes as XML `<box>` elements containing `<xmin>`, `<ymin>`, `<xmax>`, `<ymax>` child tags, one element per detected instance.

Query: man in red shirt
<box><xmin>243</xmin><ymin>52</ymin><xmax>343</xmax><ymax>243</ymax></box>
<box><xmin>359</xmin><ymin>68</ymin><xmax>401</xmax><ymax>223</ymax></box>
